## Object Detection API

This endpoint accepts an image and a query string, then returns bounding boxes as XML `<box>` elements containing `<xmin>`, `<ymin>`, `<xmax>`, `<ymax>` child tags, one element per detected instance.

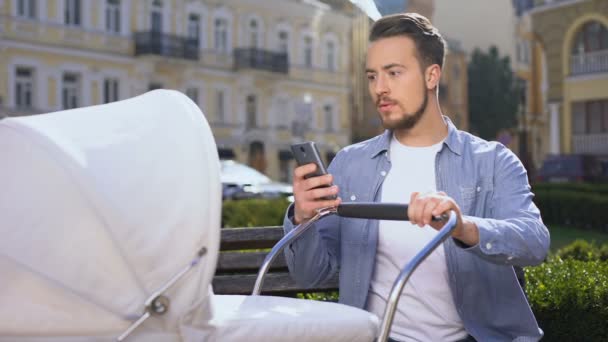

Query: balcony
<box><xmin>570</xmin><ymin>50</ymin><xmax>608</xmax><ymax>76</ymax></box>
<box><xmin>234</xmin><ymin>48</ymin><xmax>288</xmax><ymax>73</ymax></box>
<box><xmin>572</xmin><ymin>133</ymin><xmax>608</xmax><ymax>155</ymax></box>
<box><xmin>134</xmin><ymin>31</ymin><xmax>198</xmax><ymax>60</ymax></box>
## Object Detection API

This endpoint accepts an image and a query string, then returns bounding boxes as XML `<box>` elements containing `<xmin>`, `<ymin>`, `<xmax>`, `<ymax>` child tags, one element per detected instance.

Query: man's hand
<box><xmin>408</xmin><ymin>191</ymin><xmax>479</xmax><ymax>246</ymax></box>
<box><xmin>292</xmin><ymin>163</ymin><xmax>341</xmax><ymax>225</ymax></box>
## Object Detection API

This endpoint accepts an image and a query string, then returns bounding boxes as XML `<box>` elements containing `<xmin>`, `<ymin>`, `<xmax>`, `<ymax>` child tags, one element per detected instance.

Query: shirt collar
<box><xmin>369</xmin><ymin>116</ymin><xmax>463</xmax><ymax>158</ymax></box>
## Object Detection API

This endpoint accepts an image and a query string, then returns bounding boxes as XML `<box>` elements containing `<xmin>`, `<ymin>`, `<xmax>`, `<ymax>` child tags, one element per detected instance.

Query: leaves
<box><xmin>467</xmin><ymin>46</ymin><xmax>519</xmax><ymax>140</ymax></box>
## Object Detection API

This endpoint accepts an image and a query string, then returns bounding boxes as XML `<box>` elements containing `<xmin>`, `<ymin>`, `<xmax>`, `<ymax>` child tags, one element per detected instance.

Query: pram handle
<box><xmin>252</xmin><ymin>203</ymin><xmax>457</xmax><ymax>342</ymax></box>
<box><xmin>337</xmin><ymin>202</ymin><xmax>448</xmax><ymax>221</ymax></box>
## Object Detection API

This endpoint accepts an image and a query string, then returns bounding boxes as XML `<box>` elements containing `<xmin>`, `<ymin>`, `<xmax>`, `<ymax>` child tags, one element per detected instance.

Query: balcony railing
<box><xmin>572</xmin><ymin>133</ymin><xmax>608</xmax><ymax>155</ymax></box>
<box><xmin>134</xmin><ymin>31</ymin><xmax>199</xmax><ymax>60</ymax></box>
<box><xmin>570</xmin><ymin>50</ymin><xmax>608</xmax><ymax>76</ymax></box>
<box><xmin>234</xmin><ymin>48</ymin><xmax>288</xmax><ymax>73</ymax></box>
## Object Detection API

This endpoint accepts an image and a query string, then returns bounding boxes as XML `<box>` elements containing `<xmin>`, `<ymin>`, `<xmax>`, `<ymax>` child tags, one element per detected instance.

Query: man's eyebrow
<box><xmin>382</xmin><ymin>63</ymin><xmax>406</xmax><ymax>70</ymax></box>
<box><xmin>365</xmin><ymin>63</ymin><xmax>406</xmax><ymax>73</ymax></box>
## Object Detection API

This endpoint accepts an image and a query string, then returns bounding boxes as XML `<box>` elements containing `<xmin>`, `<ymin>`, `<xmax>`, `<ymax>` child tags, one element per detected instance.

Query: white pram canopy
<box><xmin>0</xmin><ymin>90</ymin><xmax>378</xmax><ymax>341</ymax></box>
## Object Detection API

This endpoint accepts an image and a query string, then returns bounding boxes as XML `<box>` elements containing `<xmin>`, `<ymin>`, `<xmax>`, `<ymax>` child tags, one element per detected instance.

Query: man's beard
<box><xmin>379</xmin><ymin>87</ymin><xmax>428</xmax><ymax>130</ymax></box>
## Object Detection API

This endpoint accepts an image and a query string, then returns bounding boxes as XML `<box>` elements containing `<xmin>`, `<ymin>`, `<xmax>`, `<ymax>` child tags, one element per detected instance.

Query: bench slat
<box><xmin>220</xmin><ymin>227</ymin><xmax>284</xmax><ymax>250</ymax></box>
<box><xmin>217</xmin><ymin>251</ymin><xmax>287</xmax><ymax>273</ymax></box>
<box><xmin>212</xmin><ymin>273</ymin><xmax>339</xmax><ymax>295</ymax></box>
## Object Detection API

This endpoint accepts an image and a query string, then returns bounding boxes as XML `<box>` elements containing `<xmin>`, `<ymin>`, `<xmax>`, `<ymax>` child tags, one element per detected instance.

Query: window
<box><xmin>572</xmin><ymin>21</ymin><xmax>608</xmax><ymax>54</ymax></box>
<box><xmin>214</xmin><ymin>18</ymin><xmax>228</xmax><ymax>52</ymax></box>
<box><xmin>246</xmin><ymin>94</ymin><xmax>257</xmax><ymax>129</ymax></box>
<box><xmin>62</xmin><ymin>73</ymin><xmax>80</xmax><ymax>109</ymax></box>
<box><xmin>276</xmin><ymin>97</ymin><xmax>290</xmax><ymax>128</ymax></box>
<box><xmin>17</xmin><ymin>0</ymin><xmax>36</xmax><ymax>19</ymax></box>
<box><xmin>249</xmin><ymin>19</ymin><xmax>260</xmax><ymax>48</ymax></box>
<box><xmin>304</xmin><ymin>36</ymin><xmax>313</xmax><ymax>68</ymax></box>
<box><xmin>326</xmin><ymin>40</ymin><xmax>336</xmax><ymax>71</ymax></box>
<box><xmin>278</xmin><ymin>31</ymin><xmax>289</xmax><ymax>54</ymax></box>
<box><xmin>186</xmin><ymin>87</ymin><xmax>199</xmax><ymax>105</ymax></box>
<box><xmin>517</xmin><ymin>40</ymin><xmax>530</xmax><ymax>64</ymax></box>
<box><xmin>572</xmin><ymin>100</ymin><xmax>608</xmax><ymax>134</ymax></box>
<box><xmin>64</xmin><ymin>0</ymin><xmax>81</xmax><ymax>26</ymax></box>
<box><xmin>216</xmin><ymin>89</ymin><xmax>225</xmax><ymax>122</ymax></box>
<box><xmin>279</xmin><ymin>157</ymin><xmax>293</xmax><ymax>183</ymax></box>
<box><xmin>323</xmin><ymin>104</ymin><xmax>334</xmax><ymax>132</ymax></box>
<box><xmin>103</xmin><ymin>78</ymin><xmax>119</xmax><ymax>104</ymax></box>
<box><xmin>187</xmin><ymin>13</ymin><xmax>200</xmax><ymax>46</ymax></box>
<box><xmin>105</xmin><ymin>0</ymin><xmax>121</xmax><ymax>33</ymax></box>
<box><xmin>15</xmin><ymin>67</ymin><xmax>34</xmax><ymax>109</ymax></box>
<box><xmin>151</xmin><ymin>0</ymin><xmax>163</xmax><ymax>33</ymax></box>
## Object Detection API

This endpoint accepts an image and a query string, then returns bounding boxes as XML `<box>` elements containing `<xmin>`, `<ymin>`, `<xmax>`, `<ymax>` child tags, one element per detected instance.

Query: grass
<box><xmin>548</xmin><ymin>224</ymin><xmax>608</xmax><ymax>251</ymax></box>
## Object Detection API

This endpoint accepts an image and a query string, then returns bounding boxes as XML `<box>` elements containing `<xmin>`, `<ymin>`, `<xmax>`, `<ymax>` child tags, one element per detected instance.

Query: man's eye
<box><xmin>367</xmin><ymin>74</ymin><xmax>376</xmax><ymax>81</ymax></box>
<box><xmin>389</xmin><ymin>70</ymin><xmax>400</xmax><ymax>76</ymax></box>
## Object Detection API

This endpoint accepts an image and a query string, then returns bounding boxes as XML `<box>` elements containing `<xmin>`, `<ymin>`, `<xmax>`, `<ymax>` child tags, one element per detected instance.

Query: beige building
<box><xmin>530</xmin><ymin>0</ymin><xmax>608</xmax><ymax>158</ymax></box>
<box><xmin>0</xmin><ymin>0</ymin><xmax>353</xmax><ymax>181</ymax></box>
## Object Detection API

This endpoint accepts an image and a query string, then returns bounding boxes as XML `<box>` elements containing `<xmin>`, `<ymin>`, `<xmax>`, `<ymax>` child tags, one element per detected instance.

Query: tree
<box><xmin>467</xmin><ymin>46</ymin><xmax>519</xmax><ymax>140</ymax></box>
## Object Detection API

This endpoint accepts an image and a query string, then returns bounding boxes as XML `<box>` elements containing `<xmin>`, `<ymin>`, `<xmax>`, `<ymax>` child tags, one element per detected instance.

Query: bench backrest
<box><xmin>213</xmin><ymin>226</ymin><xmax>339</xmax><ymax>296</ymax></box>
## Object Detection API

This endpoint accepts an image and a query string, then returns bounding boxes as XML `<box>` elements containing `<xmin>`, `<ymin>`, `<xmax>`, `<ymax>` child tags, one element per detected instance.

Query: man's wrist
<box><xmin>453</xmin><ymin>219</ymin><xmax>479</xmax><ymax>247</ymax></box>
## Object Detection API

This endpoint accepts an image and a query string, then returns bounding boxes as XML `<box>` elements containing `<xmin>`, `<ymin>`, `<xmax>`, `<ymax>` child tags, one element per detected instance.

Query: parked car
<box><xmin>220</xmin><ymin>160</ymin><xmax>294</xmax><ymax>201</ymax></box>
<box><xmin>535</xmin><ymin>154</ymin><xmax>607</xmax><ymax>183</ymax></box>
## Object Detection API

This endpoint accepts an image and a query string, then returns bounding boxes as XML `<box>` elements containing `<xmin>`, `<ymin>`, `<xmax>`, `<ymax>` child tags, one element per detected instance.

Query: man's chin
<box><xmin>380</xmin><ymin>116</ymin><xmax>418</xmax><ymax>130</ymax></box>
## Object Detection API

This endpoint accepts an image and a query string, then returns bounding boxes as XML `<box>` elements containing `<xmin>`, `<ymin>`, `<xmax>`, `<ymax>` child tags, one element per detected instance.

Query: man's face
<box><xmin>366</xmin><ymin>36</ymin><xmax>429</xmax><ymax>130</ymax></box>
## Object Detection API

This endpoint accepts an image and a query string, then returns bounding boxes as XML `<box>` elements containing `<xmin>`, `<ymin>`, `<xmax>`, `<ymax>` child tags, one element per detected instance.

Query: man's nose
<box><xmin>374</xmin><ymin>74</ymin><xmax>389</xmax><ymax>96</ymax></box>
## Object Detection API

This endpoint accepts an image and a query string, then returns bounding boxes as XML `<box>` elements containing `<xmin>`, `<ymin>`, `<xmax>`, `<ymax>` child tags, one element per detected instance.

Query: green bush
<box><xmin>532</xmin><ymin>182</ymin><xmax>608</xmax><ymax>195</ymax></box>
<box><xmin>534</xmin><ymin>189</ymin><xmax>608</xmax><ymax>232</ymax></box>
<box><xmin>525</xmin><ymin>257</ymin><xmax>608</xmax><ymax>341</ymax></box>
<box><xmin>297</xmin><ymin>291</ymin><xmax>339</xmax><ymax>302</ymax></box>
<box><xmin>555</xmin><ymin>239</ymin><xmax>608</xmax><ymax>261</ymax></box>
<box><xmin>222</xmin><ymin>198</ymin><xmax>291</xmax><ymax>228</ymax></box>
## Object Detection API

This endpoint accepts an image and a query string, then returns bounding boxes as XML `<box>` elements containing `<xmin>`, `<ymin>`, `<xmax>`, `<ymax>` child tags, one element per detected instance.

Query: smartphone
<box><xmin>290</xmin><ymin>141</ymin><xmax>337</xmax><ymax>200</ymax></box>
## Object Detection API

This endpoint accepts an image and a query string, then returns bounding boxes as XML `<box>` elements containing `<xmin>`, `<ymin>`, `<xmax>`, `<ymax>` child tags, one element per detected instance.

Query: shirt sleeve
<box><xmin>282</xmin><ymin>152</ymin><xmax>343</xmax><ymax>287</ymax></box>
<box><xmin>456</xmin><ymin>144</ymin><xmax>550</xmax><ymax>266</ymax></box>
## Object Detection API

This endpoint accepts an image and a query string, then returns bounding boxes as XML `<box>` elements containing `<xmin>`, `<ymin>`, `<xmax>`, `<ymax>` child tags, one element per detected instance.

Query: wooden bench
<box><xmin>213</xmin><ymin>226</ymin><xmax>339</xmax><ymax>296</ymax></box>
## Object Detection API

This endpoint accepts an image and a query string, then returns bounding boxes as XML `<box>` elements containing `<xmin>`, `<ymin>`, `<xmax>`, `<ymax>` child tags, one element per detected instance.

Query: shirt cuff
<box><xmin>454</xmin><ymin>215</ymin><xmax>499</xmax><ymax>256</ymax></box>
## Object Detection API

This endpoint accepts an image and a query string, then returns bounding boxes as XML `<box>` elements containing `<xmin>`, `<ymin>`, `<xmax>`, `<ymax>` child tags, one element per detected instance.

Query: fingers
<box><xmin>409</xmin><ymin>191</ymin><xmax>454</xmax><ymax>227</ymax></box>
<box><xmin>293</xmin><ymin>163</ymin><xmax>317</xmax><ymax>180</ymax></box>
<box><xmin>292</xmin><ymin>163</ymin><xmax>339</xmax><ymax>224</ymax></box>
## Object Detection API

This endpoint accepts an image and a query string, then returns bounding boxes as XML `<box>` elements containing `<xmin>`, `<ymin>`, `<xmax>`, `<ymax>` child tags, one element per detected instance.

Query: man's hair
<box><xmin>369</xmin><ymin>13</ymin><xmax>446</xmax><ymax>69</ymax></box>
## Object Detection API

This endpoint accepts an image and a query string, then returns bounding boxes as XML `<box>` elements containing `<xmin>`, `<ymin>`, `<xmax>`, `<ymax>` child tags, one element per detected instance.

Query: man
<box><xmin>283</xmin><ymin>13</ymin><xmax>550</xmax><ymax>342</ymax></box>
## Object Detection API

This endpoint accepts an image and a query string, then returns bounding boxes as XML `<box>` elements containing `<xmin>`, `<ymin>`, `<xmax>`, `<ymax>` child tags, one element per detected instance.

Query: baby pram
<box><xmin>0</xmin><ymin>90</ymin><xmax>456</xmax><ymax>341</ymax></box>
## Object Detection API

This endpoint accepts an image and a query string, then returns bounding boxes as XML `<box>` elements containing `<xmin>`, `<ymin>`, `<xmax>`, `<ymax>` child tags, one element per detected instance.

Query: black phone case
<box><xmin>290</xmin><ymin>141</ymin><xmax>337</xmax><ymax>199</ymax></box>
<box><xmin>290</xmin><ymin>141</ymin><xmax>328</xmax><ymax>179</ymax></box>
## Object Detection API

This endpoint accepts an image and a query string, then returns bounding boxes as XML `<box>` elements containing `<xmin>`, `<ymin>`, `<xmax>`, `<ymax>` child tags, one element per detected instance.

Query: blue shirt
<box><xmin>283</xmin><ymin>118</ymin><xmax>550</xmax><ymax>341</ymax></box>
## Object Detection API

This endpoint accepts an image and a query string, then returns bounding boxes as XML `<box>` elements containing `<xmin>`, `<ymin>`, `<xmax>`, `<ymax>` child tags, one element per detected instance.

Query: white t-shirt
<box><xmin>366</xmin><ymin>134</ymin><xmax>468</xmax><ymax>342</ymax></box>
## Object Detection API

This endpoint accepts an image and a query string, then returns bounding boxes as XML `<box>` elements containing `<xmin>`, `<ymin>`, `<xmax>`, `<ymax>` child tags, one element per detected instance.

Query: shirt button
<box><xmin>350</xmin><ymin>195</ymin><xmax>357</xmax><ymax>201</ymax></box>
<box><xmin>476</xmin><ymin>186</ymin><xmax>481</xmax><ymax>192</ymax></box>
<box><xmin>485</xmin><ymin>242</ymin><xmax>492</xmax><ymax>250</ymax></box>
<box><xmin>380</xmin><ymin>171</ymin><xmax>387</xmax><ymax>176</ymax></box>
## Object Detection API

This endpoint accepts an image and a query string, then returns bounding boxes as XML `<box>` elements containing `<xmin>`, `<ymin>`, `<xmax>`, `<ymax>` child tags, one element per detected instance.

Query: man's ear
<box><xmin>425</xmin><ymin>64</ymin><xmax>441</xmax><ymax>90</ymax></box>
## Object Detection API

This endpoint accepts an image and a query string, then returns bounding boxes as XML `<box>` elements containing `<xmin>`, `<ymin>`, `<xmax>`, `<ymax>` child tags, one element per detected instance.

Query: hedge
<box><xmin>525</xmin><ymin>257</ymin><xmax>608</xmax><ymax>341</ymax></box>
<box><xmin>532</xmin><ymin>182</ymin><xmax>608</xmax><ymax>195</ymax></box>
<box><xmin>554</xmin><ymin>239</ymin><xmax>608</xmax><ymax>262</ymax></box>
<box><xmin>533</xmin><ymin>189</ymin><xmax>608</xmax><ymax>232</ymax></box>
<box><xmin>222</xmin><ymin>198</ymin><xmax>291</xmax><ymax>227</ymax></box>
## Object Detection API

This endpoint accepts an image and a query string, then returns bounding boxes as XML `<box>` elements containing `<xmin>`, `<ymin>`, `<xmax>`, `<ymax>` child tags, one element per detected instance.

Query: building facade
<box><xmin>1</xmin><ymin>0</ymin><xmax>353</xmax><ymax>181</ymax></box>
<box><xmin>530</xmin><ymin>0</ymin><xmax>608</xmax><ymax>157</ymax></box>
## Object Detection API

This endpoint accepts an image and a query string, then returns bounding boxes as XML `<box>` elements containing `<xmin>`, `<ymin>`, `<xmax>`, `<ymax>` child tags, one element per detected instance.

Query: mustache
<box><xmin>376</xmin><ymin>97</ymin><xmax>398</xmax><ymax>106</ymax></box>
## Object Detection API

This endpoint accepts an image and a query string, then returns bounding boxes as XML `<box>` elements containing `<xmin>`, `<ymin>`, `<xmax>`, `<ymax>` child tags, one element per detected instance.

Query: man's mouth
<box><xmin>378</xmin><ymin>102</ymin><xmax>396</xmax><ymax>112</ymax></box>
